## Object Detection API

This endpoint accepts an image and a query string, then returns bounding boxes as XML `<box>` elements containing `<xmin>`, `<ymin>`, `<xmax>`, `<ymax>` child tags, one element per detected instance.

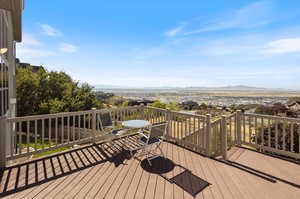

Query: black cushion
<box><xmin>111</xmin><ymin>129</ymin><xmax>127</xmax><ymax>135</ymax></box>
<box><xmin>140</xmin><ymin>136</ymin><xmax>161</xmax><ymax>145</ymax></box>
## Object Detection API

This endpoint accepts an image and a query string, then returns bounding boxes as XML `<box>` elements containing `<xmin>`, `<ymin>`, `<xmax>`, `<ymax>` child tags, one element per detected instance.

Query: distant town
<box><xmin>97</xmin><ymin>86</ymin><xmax>300</xmax><ymax>107</ymax></box>
<box><xmin>94</xmin><ymin>86</ymin><xmax>300</xmax><ymax>119</ymax></box>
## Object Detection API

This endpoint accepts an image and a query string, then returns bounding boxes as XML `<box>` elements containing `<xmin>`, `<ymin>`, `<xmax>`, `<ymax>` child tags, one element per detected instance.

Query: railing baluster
<box><xmin>229</xmin><ymin>117</ymin><xmax>232</xmax><ymax>145</ymax></box>
<box><xmin>78</xmin><ymin>114</ymin><xmax>81</xmax><ymax>140</ymax></box>
<box><xmin>283</xmin><ymin>122</ymin><xmax>286</xmax><ymax>151</ymax></box>
<box><xmin>185</xmin><ymin>116</ymin><xmax>187</xmax><ymax>139</ymax></box>
<box><xmin>10</xmin><ymin>122</ymin><xmax>14</xmax><ymax>157</ymax></box>
<box><xmin>55</xmin><ymin>117</ymin><xmax>58</xmax><ymax>146</ymax></box>
<box><xmin>61</xmin><ymin>117</ymin><xmax>64</xmax><ymax>144</ymax></box>
<box><xmin>88</xmin><ymin>113</ymin><xmax>91</xmax><ymax>130</ymax></box>
<box><xmin>34</xmin><ymin>120</ymin><xmax>37</xmax><ymax>151</ymax></box>
<box><xmin>248</xmin><ymin>116</ymin><xmax>252</xmax><ymax>143</ymax></box>
<box><xmin>49</xmin><ymin>118</ymin><xmax>51</xmax><ymax>146</ymax></box>
<box><xmin>27</xmin><ymin>121</ymin><xmax>29</xmax><ymax>153</ymax></box>
<box><xmin>177</xmin><ymin>115</ymin><xmax>180</xmax><ymax>140</ymax></box>
<box><xmin>67</xmin><ymin>116</ymin><xmax>70</xmax><ymax>144</ymax></box>
<box><xmin>73</xmin><ymin>115</ymin><xmax>76</xmax><ymax>142</ymax></box>
<box><xmin>298</xmin><ymin>125</ymin><xmax>300</xmax><ymax>154</ymax></box>
<box><xmin>243</xmin><ymin>114</ymin><xmax>246</xmax><ymax>143</ymax></box>
<box><xmin>261</xmin><ymin>117</ymin><xmax>264</xmax><ymax>147</ymax></box>
<box><xmin>83</xmin><ymin>114</ymin><xmax>86</xmax><ymax>140</ymax></box>
<box><xmin>42</xmin><ymin>119</ymin><xmax>45</xmax><ymax>150</ymax></box>
<box><xmin>275</xmin><ymin>119</ymin><xmax>278</xmax><ymax>150</ymax></box>
<box><xmin>18</xmin><ymin>121</ymin><xmax>22</xmax><ymax>154</ymax></box>
<box><xmin>291</xmin><ymin>123</ymin><xmax>294</xmax><ymax>152</ymax></box>
<box><xmin>268</xmin><ymin>119</ymin><xmax>271</xmax><ymax>147</ymax></box>
<box><xmin>254</xmin><ymin>116</ymin><xmax>258</xmax><ymax>145</ymax></box>
<box><xmin>194</xmin><ymin>117</ymin><xmax>197</xmax><ymax>146</ymax></box>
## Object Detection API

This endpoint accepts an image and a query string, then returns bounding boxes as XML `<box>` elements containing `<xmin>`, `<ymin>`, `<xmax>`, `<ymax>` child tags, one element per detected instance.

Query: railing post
<box><xmin>236</xmin><ymin>110</ymin><xmax>242</xmax><ymax>146</ymax></box>
<box><xmin>139</xmin><ymin>105</ymin><xmax>145</xmax><ymax>120</ymax></box>
<box><xmin>221</xmin><ymin>115</ymin><xmax>228</xmax><ymax>160</ymax></box>
<box><xmin>0</xmin><ymin>116</ymin><xmax>7</xmax><ymax>168</ymax></box>
<box><xmin>166</xmin><ymin>109</ymin><xmax>172</xmax><ymax>138</ymax></box>
<box><xmin>91</xmin><ymin>108</ymin><xmax>97</xmax><ymax>144</ymax></box>
<box><xmin>205</xmin><ymin>114</ymin><xmax>211</xmax><ymax>156</ymax></box>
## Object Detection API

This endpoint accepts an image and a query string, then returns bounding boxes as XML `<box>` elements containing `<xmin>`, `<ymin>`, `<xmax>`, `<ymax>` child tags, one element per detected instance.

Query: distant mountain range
<box><xmin>94</xmin><ymin>85</ymin><xmax>296</xmax><ymax>92</ymax></box>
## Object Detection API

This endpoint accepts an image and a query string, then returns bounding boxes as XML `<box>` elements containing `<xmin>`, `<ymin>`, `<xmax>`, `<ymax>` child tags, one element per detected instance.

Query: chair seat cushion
<box><xmin>139</xmin><ymin>136</ymin><xmax>161</xmax><ymax>145</ymax></box>
<box><xmin>111</xmin><ymin>129</ymin><xmax>127</xmax><ymax>135</ymax></box>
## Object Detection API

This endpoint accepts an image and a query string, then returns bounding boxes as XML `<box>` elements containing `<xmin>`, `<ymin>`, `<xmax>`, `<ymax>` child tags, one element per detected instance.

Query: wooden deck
<box><xmin>1</xmin><ymin>135</ymin><xmax>300</xmax><ymax>199</ymax></box>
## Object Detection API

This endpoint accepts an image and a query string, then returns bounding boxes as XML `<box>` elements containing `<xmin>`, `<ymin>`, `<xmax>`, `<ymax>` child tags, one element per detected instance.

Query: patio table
<box><xmin>122</xmin><ymin>120</ymin><xmax>151</xmax><ymax>129</ymax></box>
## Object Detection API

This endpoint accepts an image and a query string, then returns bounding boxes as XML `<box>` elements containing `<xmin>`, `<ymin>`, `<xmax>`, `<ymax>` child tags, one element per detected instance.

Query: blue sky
<box><xmin>17</xmin><ymin>0</ymin><xmax>300</xmax><ymax>89</ymax></box>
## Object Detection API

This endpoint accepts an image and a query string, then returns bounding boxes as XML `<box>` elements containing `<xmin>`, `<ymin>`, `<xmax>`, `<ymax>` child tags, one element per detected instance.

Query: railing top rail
<box><xmin>244</xmin><ymin>113</ymin><xmax>300</xmax><ymax>123</ymax></box>
<box><xmin>224</xmin><ymin>112</ymin><xmax>236</xmax><ymax>119</ymax></box>
<box><xmin>7</xmin><ymin>106</ymin><xmax>142</xmax><ymax>122</ymax></box>
<box><xmin>145</xmin><ymin>106</ymin><xmax>207</xmax><ymax>119</ymax></box>
<box><xmin>211</xmin><ymin>118</ymin><xmax>222</xmax><ymax>126</ymax></box>
<box><xmin>94</xmin><ymin>106</ymin><xmax>140</xmax><ymax>113</ymax></box>
<box><xmin>170</xmin><ymin>111</ymin><xmax>207</xmax><ymax>119</ymax></box>
<box><xmin>7</xmin><ymin>110</ymin><xmax>94</xmax><ymax>122</ymax></box>
<box><xmin>144</xmin><ymin>106</ymin><xmax>169</xmax><ymax>112</ymax></box>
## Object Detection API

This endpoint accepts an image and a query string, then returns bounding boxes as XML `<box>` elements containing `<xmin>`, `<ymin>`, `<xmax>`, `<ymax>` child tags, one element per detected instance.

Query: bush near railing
<box><xmin>254</xmin><ymin>123</ymin><xmax>299</xmax><ymax>153</ymax></box>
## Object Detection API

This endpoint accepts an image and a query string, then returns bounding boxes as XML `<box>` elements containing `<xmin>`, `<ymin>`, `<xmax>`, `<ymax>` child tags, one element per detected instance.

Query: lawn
<box><xmin>19</xmin><ymin>142</ymin><xmax>71</xmax><ymax>158</ymax></box>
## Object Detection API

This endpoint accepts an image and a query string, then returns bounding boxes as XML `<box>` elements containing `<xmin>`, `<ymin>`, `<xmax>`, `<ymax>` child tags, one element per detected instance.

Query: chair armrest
<box><xmin>138</xmin><ymin>132</ymin><xmax>149</xmax><ymax>139</ymax></box>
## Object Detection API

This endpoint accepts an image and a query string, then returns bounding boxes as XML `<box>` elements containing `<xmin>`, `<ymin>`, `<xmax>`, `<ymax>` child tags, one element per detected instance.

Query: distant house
<box><xmin>16</xmin><ymin>58</ymin><xmax>44</xmax><ymax>72</ymax></box>
<box><xmin>128</xmin><ymin>99</ymin><xmax>154</xmax><ymax>106</ymax></box>
<box><xmin>287</xmin><ymin>101</ymin><xmax>300</xmax><ymax>111</ymax></box>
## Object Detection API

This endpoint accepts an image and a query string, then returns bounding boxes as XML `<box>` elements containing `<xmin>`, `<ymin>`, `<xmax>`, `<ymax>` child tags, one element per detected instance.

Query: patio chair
<box><xmin>97</xmin><ymin>112</ymin><xmax>127</xmax><ymax>143</ymax></box>
<box><xmin>131</xmin><ymin>122</ymin><xmax>168</xmax><ymax>166</ymax></box>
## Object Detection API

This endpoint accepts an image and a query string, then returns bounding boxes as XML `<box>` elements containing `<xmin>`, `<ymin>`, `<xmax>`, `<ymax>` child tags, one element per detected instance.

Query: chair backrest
<box><xmin>98</xmin><ymin>112</ymin><xmax>113</xmax><ymax>131</ymax></box>
<box><xmin>148</xmin><ymin>122</ymin><xmax>168</xmax><ymax>140</ymax></box>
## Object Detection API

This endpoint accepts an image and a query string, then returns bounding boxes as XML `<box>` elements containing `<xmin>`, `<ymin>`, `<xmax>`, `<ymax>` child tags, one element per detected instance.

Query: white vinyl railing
<box><xmin>1</xmin><ymin>106</ymin><xmax>300</xmax><ymax>168</ymax></box>
<box><xmin>2</xmin><ymin>107</ymin><xmax>144</xmax><ymax>162</ymax></box>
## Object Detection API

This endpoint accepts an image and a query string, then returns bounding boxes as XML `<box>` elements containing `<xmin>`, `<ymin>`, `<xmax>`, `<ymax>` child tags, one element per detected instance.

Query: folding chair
<box><xmin>97</xmin><ymin>112</ymin><xmax>127</xmax><ymax>145</ymax></box>
<box><xmin>131</xmin><ymin>122</ymin><xmax>168</xmax><ymax>166</ymax></box>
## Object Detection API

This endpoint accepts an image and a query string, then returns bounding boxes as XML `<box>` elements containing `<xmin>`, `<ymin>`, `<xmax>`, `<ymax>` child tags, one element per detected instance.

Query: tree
<box><xmin>150</xmin><ymin>101</ymin><xmax>167</xmax><ymax>109</ymax></box>
<box><xmin>166</xmin><ymin>102</ymin><xmax>180</xmax><ymax>111</ymax></box>
<box><xmin>199</xmin><ymin>103</ymin><xmax>208</xmax><ymax>110</ymax></box>
<box><xmin>287</xmin><ymin>97</ymin><xmax>300</xmax><ymax>105</ymax></box>
<box><xmin>254</xmin><ymin>103</ymin><xmax>288</xmax><ymax>116</ymax></box>
<box><xmin>180</xmin><ymin>101</ymin><xmax>199</xmax><ymax>110</ymax></box>
<box><xmin>16</xmin><ymin>66</ymin><xmax>103</xmax><ymax>116</ymax></box>
<box><xmin>254</xmin><ymin>105</ymin><xmax>275</xmax><ymax>115</ymax></box>
<box><xmin>272</xmin><ymin>102</ymin><xmax>288</xmax><ymax>114</ymax></box>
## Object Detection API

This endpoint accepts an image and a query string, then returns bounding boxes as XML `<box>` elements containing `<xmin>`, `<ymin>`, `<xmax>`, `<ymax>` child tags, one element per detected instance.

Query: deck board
<box><xmin>1</xmin><ymin>136</ymin><xmax>300</xmax><ymax>199</ymax></box>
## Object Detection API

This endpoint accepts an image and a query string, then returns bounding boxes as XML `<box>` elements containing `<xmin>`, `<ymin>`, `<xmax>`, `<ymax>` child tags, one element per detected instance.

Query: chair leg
<box><xmin>130</xmin><ymin>149</ymin><xmax>134</xmax><ymax>157</ymax></box>
<box><xmin>158</xmin><ymin>146</ymin><xmax>165</xmax><ymax>158</ymax></box>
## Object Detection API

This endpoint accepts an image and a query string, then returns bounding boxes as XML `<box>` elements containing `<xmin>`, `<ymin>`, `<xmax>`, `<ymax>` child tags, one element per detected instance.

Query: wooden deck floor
<box><xmin>1</xmin><ymin>135</ymin><xmax>300</xmax><ymax>199</ymax></box>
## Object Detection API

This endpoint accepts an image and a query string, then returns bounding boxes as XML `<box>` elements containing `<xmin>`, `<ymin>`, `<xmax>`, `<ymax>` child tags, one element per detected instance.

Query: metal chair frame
<box><xmin>131</xmin><ymin>122</ymin><xmax>168</xmax><ymax>166</ymax></box>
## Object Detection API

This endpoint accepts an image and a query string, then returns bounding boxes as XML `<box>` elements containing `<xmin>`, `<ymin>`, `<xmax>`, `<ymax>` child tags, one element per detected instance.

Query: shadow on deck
<box><xmin>0</xmin><ymin>136</ymin><xmax>300</xmax><ymax>199</ymax></box>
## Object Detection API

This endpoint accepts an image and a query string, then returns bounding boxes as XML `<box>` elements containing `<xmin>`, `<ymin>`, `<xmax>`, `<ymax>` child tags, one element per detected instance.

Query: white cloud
<box><xmin>260</xmin><ymin>38</ymin><xmax>300</xmax><ymax>54</ymax></box>
<box><xmin>40</xmin><ymin>24</ymin><xmax>62</xmax><ymax>37</ymax></box>
<box><xmin>165</xmin><ymin>24</ymin><xmax>185</xmax><ymax>37</ymax></box>
<box><xmin>17</xmin><ymin>45</ymin><xmax>56</xmax><ymax>59</ymax></box>
<box><xmin>17</xmin><ymin>33</ymin><xmax>56</xmax><ymax>59</ymax></box>
<box><xmin>59</xmin><ymin>43</ymin><xmax>78</xmax><ymax>53</ymax></box>
<box><xmin>183</xmin><ymin>1</ymin><xmax>274</xmax><ymax>35</ymax></box>
<box><xmin>22</xmin><ymin>33</ymin><xmax>42</xmax><ymax>46</ymax></box>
